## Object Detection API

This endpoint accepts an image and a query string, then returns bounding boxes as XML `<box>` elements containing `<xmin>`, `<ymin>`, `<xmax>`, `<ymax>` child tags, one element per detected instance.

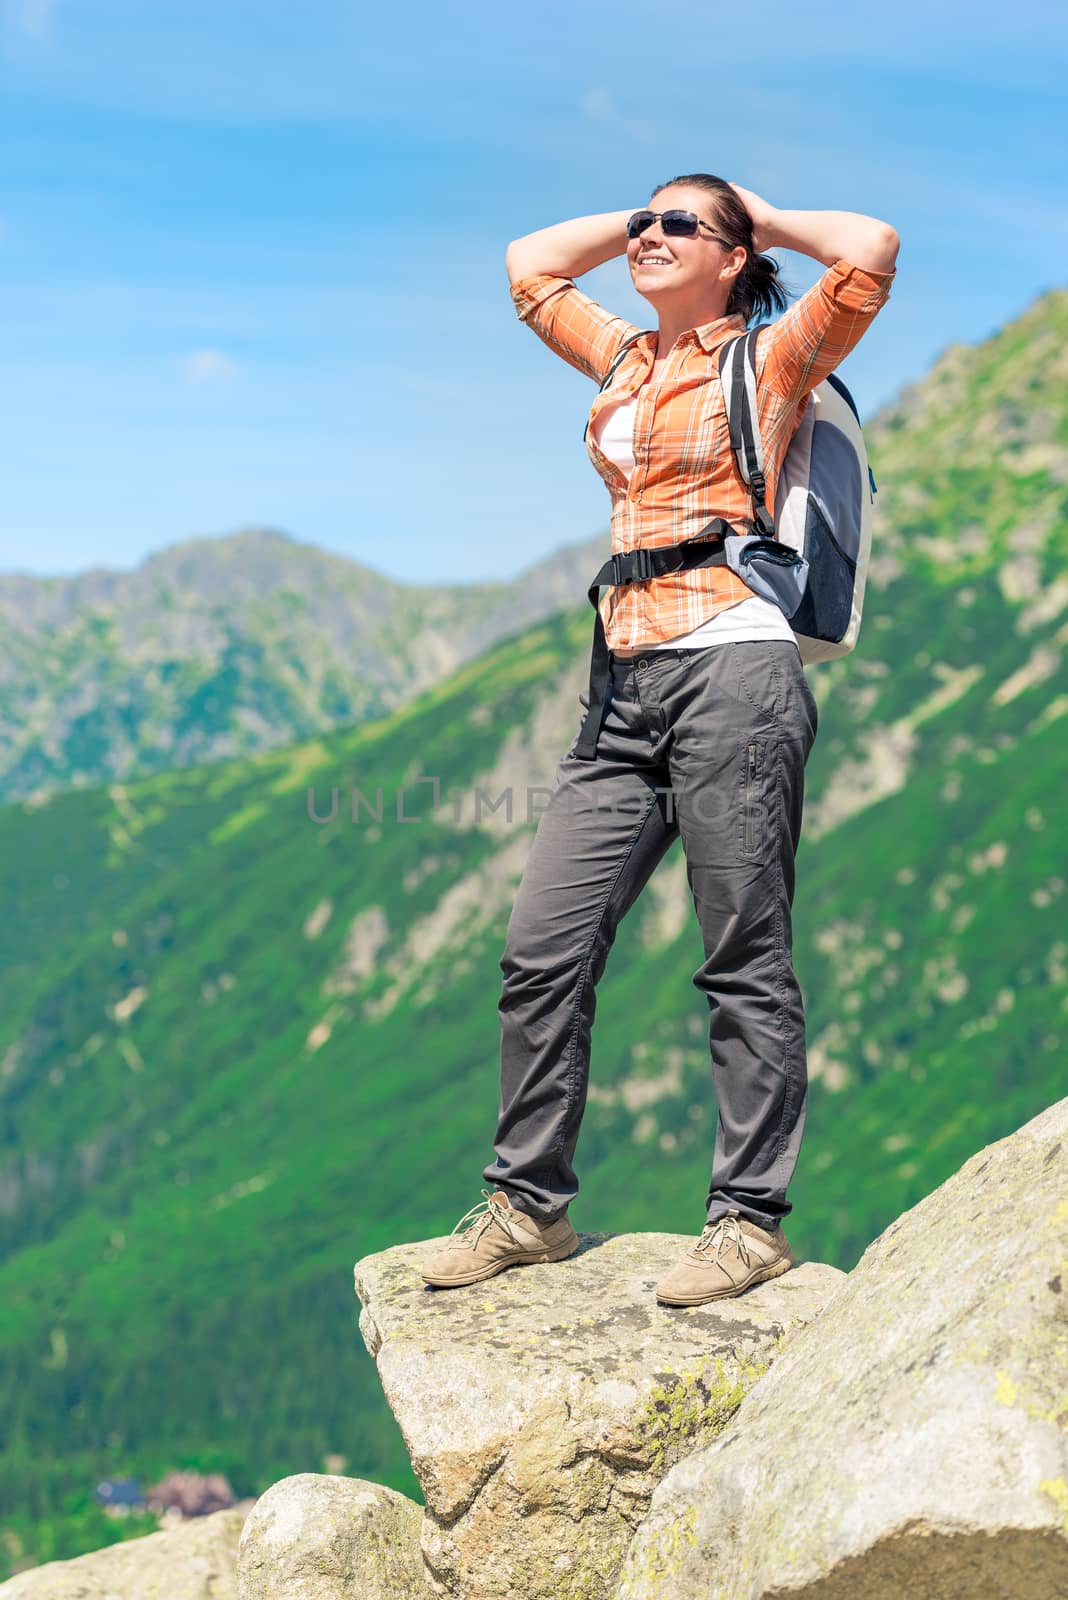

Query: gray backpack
<box><xmin>716</xmin><ymin>325</ymin><xmax>878</xmax><ymax>665</ymax></box>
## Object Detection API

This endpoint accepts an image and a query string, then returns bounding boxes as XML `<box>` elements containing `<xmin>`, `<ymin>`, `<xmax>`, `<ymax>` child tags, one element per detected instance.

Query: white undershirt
<box><xmin>591</xmin><ymin>392</ymin><xmax>797</xmax><ymax>654</ymax></box>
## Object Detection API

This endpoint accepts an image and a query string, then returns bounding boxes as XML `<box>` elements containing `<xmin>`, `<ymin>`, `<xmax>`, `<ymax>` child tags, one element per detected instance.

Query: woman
<box><xmin>421</xmin><ymin>174</ymin><xmax>898</xmax><ymax>1303</ymax></box>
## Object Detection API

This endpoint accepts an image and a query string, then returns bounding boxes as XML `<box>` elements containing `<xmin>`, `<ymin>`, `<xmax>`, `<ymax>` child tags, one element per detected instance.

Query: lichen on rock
<box><xmin>617</xmin><ymin>1096</ymin><xmax>1068</xmax><ymax>1600</ymax></box>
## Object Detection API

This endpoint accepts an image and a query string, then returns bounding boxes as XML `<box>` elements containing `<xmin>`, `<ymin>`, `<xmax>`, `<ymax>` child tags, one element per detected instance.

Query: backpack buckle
<box><xmin>611</xmin><ymin>547</ymin><xmax>657</xmax><ymax>586</ymax></box>
<box><xmin>633</xmin><ymin>547</ymin><xmax>656</xmax><ymax>582</ymax></box>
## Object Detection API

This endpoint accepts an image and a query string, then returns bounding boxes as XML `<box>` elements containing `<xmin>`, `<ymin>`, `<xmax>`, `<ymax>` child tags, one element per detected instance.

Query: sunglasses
<box><xmin>626</xmin><ymin>209</ymin><xmax>730</xmax><ymax>246</ymax></box>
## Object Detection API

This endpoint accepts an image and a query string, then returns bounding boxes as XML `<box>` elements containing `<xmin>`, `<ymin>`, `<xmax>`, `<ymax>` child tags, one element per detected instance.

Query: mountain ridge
<box><xmin>3</xmin><ymin>285</ymin><xmax>1065</xmax><ymax>805</ymax></box>
<box><xmin>0</xmin><ymin>524</ymin><xmax>611</xmax><ymax>802</ymax></box>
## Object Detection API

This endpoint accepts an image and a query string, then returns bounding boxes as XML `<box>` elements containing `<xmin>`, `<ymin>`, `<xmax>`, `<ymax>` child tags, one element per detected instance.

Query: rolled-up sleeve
<box><xmin>758</xmin><ymin>258</ymin><xmax>896</xmax><ymax>404</ymax></box>
<box><xmin>510</xmin><ymin>272</ymin><xmax>641</xmax><ymax>383</ymax></box>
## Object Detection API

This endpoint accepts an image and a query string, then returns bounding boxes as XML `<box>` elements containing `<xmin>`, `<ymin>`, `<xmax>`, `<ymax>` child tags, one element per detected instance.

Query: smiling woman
<box><xmin>421</xmin><ymin>171</ymin><xmax>898</xmax><ymax>1307</ymax></box>
<box><xmin>501</xmin><ymin>173</ymin><xmax>898</xmax><ymax>663</ymax></box>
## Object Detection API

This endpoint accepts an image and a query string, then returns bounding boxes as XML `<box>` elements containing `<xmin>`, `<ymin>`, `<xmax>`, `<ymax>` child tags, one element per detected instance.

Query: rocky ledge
<box><xmin>14</xmin><ymin>1100</ymin><xmax>1065</xmax><ymax>1600</ymax></box>
<box><xmin>351</xmin><ymin>1230</ymin><xmax>842</xmax><ymax>1600</ymax></box>
<box><xmin>0</xmin><ymin>1507</ymin><xmax>247</xmax><ymax>1599</ymax></box>
<box><xmin>618</xmin><ymin>1095</ymin><xmax>1068</xmax><ymax>1600</ymax></box>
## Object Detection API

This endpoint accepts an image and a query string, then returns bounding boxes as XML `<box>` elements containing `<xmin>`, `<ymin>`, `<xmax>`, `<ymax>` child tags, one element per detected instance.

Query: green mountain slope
<box><xmin>0</xmin><ymin>288</ymin><xmax>1066</xmax><ymax>1578</ymax></box>
<box><xmin>0</xmin><ymin>526</ymin><xmax>610</xmax><ymax>805</ymax></box>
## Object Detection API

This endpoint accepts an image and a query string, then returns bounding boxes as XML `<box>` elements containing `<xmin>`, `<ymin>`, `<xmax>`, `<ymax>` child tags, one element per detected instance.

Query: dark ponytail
<box><xmin>651</xmin><ymin>172</ymin><xmax>792</xmax><ymax>325</ymax></box>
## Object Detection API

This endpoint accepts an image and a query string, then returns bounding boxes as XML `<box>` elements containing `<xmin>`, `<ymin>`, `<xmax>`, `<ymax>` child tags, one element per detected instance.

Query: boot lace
<box><xmin>448</xmin><ymin>1189</ymin><xmax>523</xmax><ymax>1252</ymax></box>
<box><xmin>693</xmin><ymin>1213</ymin><xmax>750</xmax><ymax>1266</ymax></box>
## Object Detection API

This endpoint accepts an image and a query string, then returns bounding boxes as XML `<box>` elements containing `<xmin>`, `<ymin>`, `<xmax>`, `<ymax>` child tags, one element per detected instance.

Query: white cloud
<box><xmin>577</xmin><ymin>85</ymin><xmax>670</xmax><ymax>148</ymax></box>
<box><xmin>8</xmin><ymin>0</ymin><xmax>58</xmax><ymax>40</ymax></box>
<box><xmin>182</xmin><ymin>348</ymin><xmax>239</xmax><ymax>384</ymax></box>
<box><xmin>580</xmin><ymin>86</ymin><xmax>614</xmax><ymax>121</ymax></box>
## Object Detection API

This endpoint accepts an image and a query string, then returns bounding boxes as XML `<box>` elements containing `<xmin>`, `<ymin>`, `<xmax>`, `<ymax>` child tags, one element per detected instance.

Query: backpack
<box><xmin>572</xmin><ymin>326</ymin><xmax>878</xmax><ymax>758</ymax></box>
<box><xmin>715</xmin><ymin>325</ymin><xmax>878</xmax><ymax>665</ymax></box>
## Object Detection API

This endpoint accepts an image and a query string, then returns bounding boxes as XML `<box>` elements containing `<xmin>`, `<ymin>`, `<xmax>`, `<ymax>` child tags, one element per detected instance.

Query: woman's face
<box><xmin>627</xmin><ymin>183</ymin><xmax>739</xmax><ymax>305</ymax></box>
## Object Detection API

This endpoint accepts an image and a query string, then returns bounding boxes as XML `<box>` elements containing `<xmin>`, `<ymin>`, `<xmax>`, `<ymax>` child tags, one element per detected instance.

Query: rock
<box><xmin>0</xmin><ymin>1507</ymin><xmax>247</xmax><ymax>1598</ymax></box>
<box><xmin>617</xmin><ymin>1097</ymin><xmax>1068</xmax><ymax>1600</ymax></box>
<box><xmin>354</xmin><ymin>1230</ymin><xmax>843</xmax><ymax>1600</ymax></box>
<box><xmin>236</xmin><ymin>1473</ymin><xmax>429</xmax><ymax>1599</ymax></box>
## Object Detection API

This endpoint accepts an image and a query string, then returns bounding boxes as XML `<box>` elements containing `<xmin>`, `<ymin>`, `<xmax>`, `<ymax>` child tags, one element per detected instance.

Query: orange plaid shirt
<box><xmin>510</xmin><ymin>257</ymin><xmax>896</xmax><ymax>649</ymax></box>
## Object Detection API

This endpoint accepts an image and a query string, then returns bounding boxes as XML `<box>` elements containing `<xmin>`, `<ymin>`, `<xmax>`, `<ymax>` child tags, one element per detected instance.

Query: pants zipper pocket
<box><xmin>745</xmin><ymin>743</ymin><xmax>757</xmax><ymax>852</ymax></box>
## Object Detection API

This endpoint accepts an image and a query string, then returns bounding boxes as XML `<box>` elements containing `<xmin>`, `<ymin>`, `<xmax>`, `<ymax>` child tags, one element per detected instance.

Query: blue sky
<box><xmin>0</xmin><ymin>0</ymin><xmax>1064</xmax><ymax>583</ymax></box>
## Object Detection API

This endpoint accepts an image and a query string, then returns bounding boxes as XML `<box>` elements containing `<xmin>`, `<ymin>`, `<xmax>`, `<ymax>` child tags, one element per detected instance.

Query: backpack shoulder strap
<box><xmin>717</xmin><ymin>327</ymin><xmax>775</xmax><ymax>537</ymax></box>
<box><xmin>602</xmin><ymin>329</ymin><xmax>649</xmax><ymax>386</ymax></box>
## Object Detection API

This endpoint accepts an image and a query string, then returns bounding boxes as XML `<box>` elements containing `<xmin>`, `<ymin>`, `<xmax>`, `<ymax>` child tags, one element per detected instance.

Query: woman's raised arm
<box><xmin>729</xmin><ymin>182</ymin><xmax>899</xmax><ymax>274</ymax></box>
<box><xmin>731</xmin><ymin>180</ymin><xmax>899</xmax><ymax>406</ymax></box>
<box><xmin>506</xmin><ymin>209</ymin><xmax>633</xmax><ymax>285</ymax></box>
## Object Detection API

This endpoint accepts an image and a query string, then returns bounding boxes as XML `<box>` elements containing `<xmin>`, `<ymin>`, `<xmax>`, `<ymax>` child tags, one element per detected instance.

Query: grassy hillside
<box><xmin>0</xmin><ymin>288</ymin><xmax>1065</xmax><ymax>1577</ymax></box>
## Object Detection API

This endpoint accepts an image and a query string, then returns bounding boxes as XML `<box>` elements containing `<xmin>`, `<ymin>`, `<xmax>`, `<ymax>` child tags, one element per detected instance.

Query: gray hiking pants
<box><xmin>482</xmin><ymin>639</ymin><xmax>819</xmax><ymax>1235</ymax></box>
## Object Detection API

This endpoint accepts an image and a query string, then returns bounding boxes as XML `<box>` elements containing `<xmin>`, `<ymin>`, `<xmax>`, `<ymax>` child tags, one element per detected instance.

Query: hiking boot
<box><xmin>655</xmin><ymin>1208</ymin><xmax>795</xmax><ymax>1305</ymax></box>
<box><xmin>420</xmin><ymin>1188</ymin><xmax>579</xmax><ymax>1289</ymax></box>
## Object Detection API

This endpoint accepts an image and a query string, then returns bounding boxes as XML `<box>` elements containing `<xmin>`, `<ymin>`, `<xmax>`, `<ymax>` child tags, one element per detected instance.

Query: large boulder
<box><xmin>617</xmin><ymin>1097</ymin><xmax>1068</xmax><ymax>1600</ymax></box>
<box><xmin>236</xmin><ymin>1473</ymin><xmax>430</xmax><ymax>1599</ymax></box>
<box><xmin>0</xmin><ymin>1507</ymin><xmax>246</xmax><ymax>1598</ymax></box>
<box><xmin>354</xmin><ymin>1229</ymin><xmax>843</xmax><ymax>1600</ymax></box>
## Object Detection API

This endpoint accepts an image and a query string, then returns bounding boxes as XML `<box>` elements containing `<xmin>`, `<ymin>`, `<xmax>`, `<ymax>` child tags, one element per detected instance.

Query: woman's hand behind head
<box><xmin>727</xmin><ymin>183</ymin><xmax>779</xmax><ymax>254</ymax></box>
